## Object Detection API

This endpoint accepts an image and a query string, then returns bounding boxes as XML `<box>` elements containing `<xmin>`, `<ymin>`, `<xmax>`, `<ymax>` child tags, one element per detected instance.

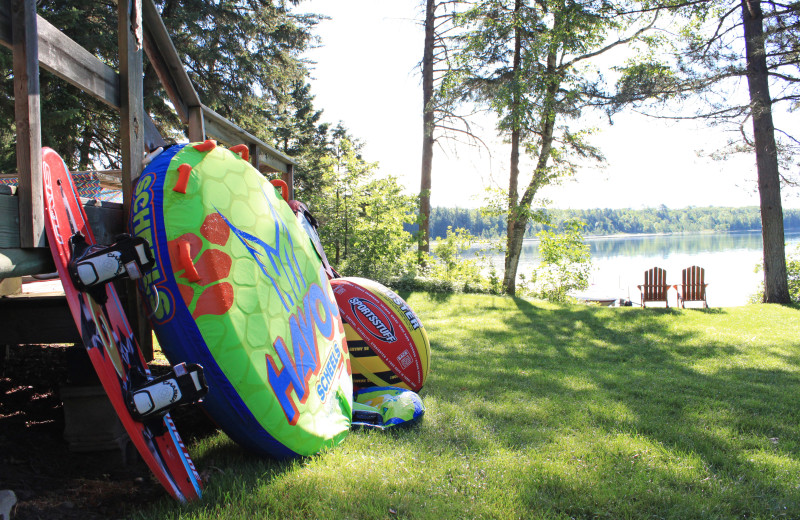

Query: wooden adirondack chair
<box><xmin>676</xmin><ymin>265</ymin><xmax>709</xmax><ymax>308</ymax></box>
<box><xmin>637</xmin><ymin>267</ymin><xmax>671</xmax><ymax>307</ymax></box>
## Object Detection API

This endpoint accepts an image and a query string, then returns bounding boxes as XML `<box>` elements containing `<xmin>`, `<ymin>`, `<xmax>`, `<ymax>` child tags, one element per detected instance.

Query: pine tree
<box><xmin>0</xmin><ymin>0</ymin><xmax>320</xmax><ymax>169</ymax></box>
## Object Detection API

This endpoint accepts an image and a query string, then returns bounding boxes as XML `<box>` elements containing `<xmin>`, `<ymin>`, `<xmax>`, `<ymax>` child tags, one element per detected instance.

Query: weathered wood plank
<box><xmin>188</xmin><ymin>105</ymin><xmax>205</xmax><ymax>143</ymax></box>
<box><xmin>249</xmin><ymin>143</ymin><xmax>260</xmax><ymax>170</ymax></box>
<box><xmin>0</xmin><ymin>2</ymin><xmax>119</xmax><ymax>108</ymax></box>
<box><xmin>118</xmin><ymin>0</ymin><xmax>144</xmax><ymax>214</ymax></box>
<box><xmin>0</xmin><ymin>189</ymin><xmax>19</xmax><ymax>247</ymax></box>
<box><xmin>0</xmin><ymin>294</ymin><xmax>81</xmax><ymax>344</ymax></box>
<box><xmin>1</xmin><ymin>194</ymin><xmax>123</xmax><ymax>247</ymax></box>
<box><xmin>283</xmin><ymin>164</ymin><xmax>295</xmax><ymax>201</ymax></box>
<box><xmin>37</xmin><ymin>15</ymin><xmax>120</xmax><ymax>108</ymax></box>
<box><xmin>12</xmin><ymin>0</ymin><xmax>44</xmax><ymax>248</ymax></box>
<box><xmin>0</xmin><ymin>3</ymin><xmax>165</xmax><ymax>149</ymax></box>
<box><xmin>0</xmin><ymin>248</ymin><xmax>55</xmax><ymax>278</ymax></box>
<box><xmin>142</xmin><ymin>0</ymin><xmax>201</xmax><ymax>124</ymax></box>
<box><xmin>202</xmin><ymin>105</ymin><xmax>295</xmax><ymax>174</ymax></box>
<box><xmin>202</xmin><ymin>111</ymin><xmax>248</xmax><ymax>152</ymax></box>
<box><xmin>0</xmin><ymin>193</ymin><xmax>122</xmax><ymax>274</ymax></box>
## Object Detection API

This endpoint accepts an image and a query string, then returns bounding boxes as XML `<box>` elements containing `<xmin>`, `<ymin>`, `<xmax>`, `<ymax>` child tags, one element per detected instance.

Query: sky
<box><xmin>300</xmin><ymin>1</ymin><xmax>796</xmax><ymax>210</ymax></box>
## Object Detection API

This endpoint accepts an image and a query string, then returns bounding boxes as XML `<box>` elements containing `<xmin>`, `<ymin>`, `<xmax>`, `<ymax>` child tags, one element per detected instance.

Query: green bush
<box><xmin>750</xmin><ymin>243</ymin><xmax>800</xmax><ymax>303</ymax></box>
<box><xmin>426</xmin><ymin>227</ymin><xmax>490</xmax><ymax>289</ymax></box>
<box><xmin>528</xmin><ymin>219</ymin><xmax>592</xmax><ymax>302</ymax></box>
<box><xmin>379</xmin><ymin>229</ymin><xmax>502</xmax><ymax>295</ymax></box>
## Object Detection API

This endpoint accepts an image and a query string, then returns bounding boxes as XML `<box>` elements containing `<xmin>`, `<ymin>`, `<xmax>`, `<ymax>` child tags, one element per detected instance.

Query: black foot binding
<box><xmin>127</xmin><ymin>363</ymin><xmax>208</xmax><ymax>421</ymax></box>
<box><xmin>68</xmin><ymin>233</ymin><xmax>155</xmax><ymax>303</ymax></box>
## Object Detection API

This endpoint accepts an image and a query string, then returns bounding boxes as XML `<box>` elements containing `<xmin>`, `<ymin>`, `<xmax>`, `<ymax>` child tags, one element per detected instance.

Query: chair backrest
<box><xmin>681</xmin><ymin>265</ymin><xmax>706</xmax><ymax>301</ymax></box>
<box><xmin>642</xmin><ymin>267</ymin><xmax>669</xmax><ymax>301</ymax></box>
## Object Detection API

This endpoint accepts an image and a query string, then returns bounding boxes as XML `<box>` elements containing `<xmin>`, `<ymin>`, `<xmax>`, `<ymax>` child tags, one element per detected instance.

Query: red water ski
<box><xmin>42</xmin><ymin>147</ymin><xmax>202</xmax><ymax>502</ymax></box>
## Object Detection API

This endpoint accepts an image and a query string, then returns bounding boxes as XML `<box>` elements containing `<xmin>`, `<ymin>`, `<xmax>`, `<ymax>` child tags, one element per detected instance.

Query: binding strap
<box><xmin>68</xmin><ymin>233</ymin><xmax>155</xmax><ymax>303</ymax></box>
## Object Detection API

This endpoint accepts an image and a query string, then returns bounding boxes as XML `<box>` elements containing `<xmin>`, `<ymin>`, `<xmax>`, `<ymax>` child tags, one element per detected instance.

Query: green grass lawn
<box><xmin>137</xmin><ymin>294</ymin><xmax>800</xmax><ymax>520</ymax></box>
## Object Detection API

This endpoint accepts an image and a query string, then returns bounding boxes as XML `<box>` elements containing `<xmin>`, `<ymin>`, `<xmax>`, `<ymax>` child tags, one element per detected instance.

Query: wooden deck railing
<box><xmin>0</xmin><ymin>0</ymin><xmax>296</xmax><ymax>357</ymax></box>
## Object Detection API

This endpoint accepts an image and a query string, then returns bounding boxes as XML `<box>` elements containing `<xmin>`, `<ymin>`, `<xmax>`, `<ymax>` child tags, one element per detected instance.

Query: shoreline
<box><xmin>445</xmin><ymin>228</ymin><xmax>777</xmax><ymax>248</ymax></box>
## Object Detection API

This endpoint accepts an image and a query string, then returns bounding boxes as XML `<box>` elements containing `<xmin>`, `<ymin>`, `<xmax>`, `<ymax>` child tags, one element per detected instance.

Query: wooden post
<box><xmin>118</xmin><ymin>0</ymin><xmax>152</xmax><ymax>360</ymax></box>
<box><xmin>282</xmin><ymin>164</ymin><xmax>294</xmax><ymax>201</ymax></box>
<box><xmin>11</xmin><ymin>0</ymin><xmax>44</xmax><ymax>248</ymax></box>
<box><xmin>249</xmin><ymin>143</ymin><xmax>259</xmax><ymax>170</ymax></box>
<box><xmin>188</xmin><ymin>105</ymin><xmax>205</xmax><ymax>142</ymax></box>
<box><xmin>118</xmin><ymin>0</ymin><xmax>144</xmax><ymax>214</ymax></box>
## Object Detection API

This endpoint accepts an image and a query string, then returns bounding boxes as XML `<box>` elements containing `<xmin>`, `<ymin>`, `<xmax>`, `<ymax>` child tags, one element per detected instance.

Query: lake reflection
<box><xmin>467</xmin><ymin>231</ymin><xmax>800</xmax><ymax>307</ymax></box>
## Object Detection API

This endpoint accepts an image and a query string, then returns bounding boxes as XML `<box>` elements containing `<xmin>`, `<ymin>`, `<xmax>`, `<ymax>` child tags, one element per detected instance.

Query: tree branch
<box><xmin>563</xmin><ymin>13</ymin><xmax>659</xmax><ymax>69</ymax></box>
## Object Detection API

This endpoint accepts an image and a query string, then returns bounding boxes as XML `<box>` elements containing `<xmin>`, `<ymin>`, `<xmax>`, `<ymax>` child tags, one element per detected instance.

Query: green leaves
<box><xmin>302</xmin><ymin>126</ymin><xmax>418</xmax><ymax>282</ymax></box>
<box><xmin>0</xmin><ymin>1</ymin><xmax>318</xmax><ymax>167</ymax></box>
<box><xmin>531</xmin><ymin>219</ymin><xmax>593</xmax><ymax>302</ymax></box>
<box><xmin>612</xmin><ymin>61</ymin><xmax>679</xmax><ymax>107</ymax></box>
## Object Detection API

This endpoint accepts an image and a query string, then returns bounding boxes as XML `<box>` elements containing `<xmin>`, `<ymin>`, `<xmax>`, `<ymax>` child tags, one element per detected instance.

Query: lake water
<box><xmin>467</xmin><ymin>231</ymin><xmax>800</xmax><ymax>307</ymax></box>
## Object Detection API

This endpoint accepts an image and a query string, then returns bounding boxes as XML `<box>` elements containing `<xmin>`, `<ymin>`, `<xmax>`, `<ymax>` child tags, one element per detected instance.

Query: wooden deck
<box><xmin>0</xmin><ymin>0</ymin><xmax>296</xmax><ymax>359</ymax></box>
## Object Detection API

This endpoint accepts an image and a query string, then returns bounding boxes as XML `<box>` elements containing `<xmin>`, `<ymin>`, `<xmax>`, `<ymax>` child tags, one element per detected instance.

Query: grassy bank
<box><xmin>137</xmin><ymin>295</ymin><xmax>800</xmax><ymax>520</ymax></box>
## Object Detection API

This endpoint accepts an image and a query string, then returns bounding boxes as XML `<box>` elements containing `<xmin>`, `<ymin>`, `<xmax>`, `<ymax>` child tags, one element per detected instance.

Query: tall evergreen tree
<box><xmin>0</xmin><ymin>0</ymin><xmax>319</xmax><ymax>170</ymax></box>
<box><xmin>270</xmin><ymin>80</ymin><xmax>330</xmax><ymax>198</ymax></box>
<box><xmin>418</xmin><ymin>0</ymin><xmax>479</xmax><ymax>262</ymax></box>
<box><xmin>152</xmin><ymin>0</ymin><xmax>318</xmax><ymax>141</ymax></box>
<box><xmin>742</xmin><ymin>0</ymin><xmax>789</xmax><ymax>303</ymax></box>
<box><xmin>420</xmin><ymin>0</ymin><xmax>438</xmax><ymax>260</ymax></box>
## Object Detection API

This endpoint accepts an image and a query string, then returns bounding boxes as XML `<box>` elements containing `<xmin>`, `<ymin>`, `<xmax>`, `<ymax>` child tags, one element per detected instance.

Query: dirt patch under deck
<box><xmin>0</xmin><ymin>343</ymin><xmax>215</xmax><ymax>519</ymax></box>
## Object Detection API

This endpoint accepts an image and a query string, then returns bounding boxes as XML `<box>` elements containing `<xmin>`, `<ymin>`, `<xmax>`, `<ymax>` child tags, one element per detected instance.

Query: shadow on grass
<box><xmin>685</xmin><ymin>307</ymin><xmax>727</xmax><ymax>314</ymax></box>
<box><xmin>136</xmin><ymin>295</ymin><xmax>800</xmax><ymax>518</ymax></box>
<box><xmin>424</xmin><ymin>296</ymin><xmax>800</xmax><ymax>517</ymax></box>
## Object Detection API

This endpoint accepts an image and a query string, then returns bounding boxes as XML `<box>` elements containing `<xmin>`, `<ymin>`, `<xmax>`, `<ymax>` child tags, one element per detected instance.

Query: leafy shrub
<box><xmin>380</xmin><ymin>228</ymin><xmax>502</xmax><ymax>295</ymax></box>
<box><xmin>426</xmin><ymin>227</ymin><xmax>489</xmax><ymax>289</ymax></box>
<box><xmin>750</xmin><ymin>243</ymin><xmax>800</xmax><ymax>303</ymax></box>
<box><xmin>527</xmin><ymin>219</ymin><xmax>592</xmax><ymax>302</ymax></box>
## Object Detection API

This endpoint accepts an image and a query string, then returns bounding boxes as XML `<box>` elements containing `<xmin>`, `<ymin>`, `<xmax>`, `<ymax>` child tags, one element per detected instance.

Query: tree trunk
<box><xmin>742</xmin><ymin>0</ymin><xmax>789</xmax><ymax>303</ymax></box>
<box><xmin>334</xmin><ymin>187</ymin><xmax>341</xmax><ymax>264</ymax></box>
<box><xmin>505</xmin><ymin>72</ymin><xmax>559</xmax><ymax>299</ymax></box>
<box><xmin>502</xmin><ymin>126</ymin><xmax>522</xmax><ymax>295</ymax></box>
<box><xmin>419</xmin><ymin>0</ymin><xmax>436</xmax><ymax>263</ymax></box>
<box><xmin>502</xmin><ymin>0</ymin><xmax>524</xmax><ymax>295</ymax></box>
<box><xmin>77</xmin><ymin>124</ymin><xmax>93</xmax><ymax>170</ymax></box>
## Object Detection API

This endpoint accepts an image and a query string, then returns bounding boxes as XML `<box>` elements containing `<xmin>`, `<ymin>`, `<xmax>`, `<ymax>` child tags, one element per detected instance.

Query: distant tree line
<box><xmin>423</xmin><ymin>206</ymin><xmax>800</xmax><ymax>239</ymax></box>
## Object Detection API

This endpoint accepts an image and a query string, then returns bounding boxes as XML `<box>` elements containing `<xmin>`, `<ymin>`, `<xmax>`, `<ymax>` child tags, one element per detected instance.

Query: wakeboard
<box><xmin>42</xmin><ymin>147</ymin><xmax>203</xmax><ymax>502</ymax></box>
